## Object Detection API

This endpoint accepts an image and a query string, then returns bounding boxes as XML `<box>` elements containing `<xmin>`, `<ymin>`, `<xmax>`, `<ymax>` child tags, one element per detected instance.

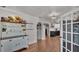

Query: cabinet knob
<box><xmin>9</xmin><ymin>40</ymin><xmax>12</xmax><ymax>42</ymax></box>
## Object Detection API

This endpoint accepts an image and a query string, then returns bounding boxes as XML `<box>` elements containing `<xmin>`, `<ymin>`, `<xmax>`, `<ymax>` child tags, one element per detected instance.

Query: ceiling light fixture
<box><xmin>48</xmin><ymin>12</ymin><xmax>59</xmax><ymax>17</ymax></box>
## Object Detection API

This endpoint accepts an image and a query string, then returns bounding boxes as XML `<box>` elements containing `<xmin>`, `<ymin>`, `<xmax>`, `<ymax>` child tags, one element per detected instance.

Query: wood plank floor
<box><xmin>19</xmin><ymin>36</ymin><xmax>60</xmax><ymax>52</ymax></box>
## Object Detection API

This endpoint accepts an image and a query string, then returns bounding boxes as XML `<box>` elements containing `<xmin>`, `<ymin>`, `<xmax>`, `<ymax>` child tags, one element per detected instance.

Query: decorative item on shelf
<box><xmin>1</xmin><ymin>17</ymin><xmax>9</xmax><ymax>22</ymax></box>
<box><xmin>15</xmin><ymin>16</ymin><xmax>22</xmax><ymax>20</ymax></box>
<box><xmin>0</xmin><ymin>16</ymin><xmax>26</xmax><ymax>24</ymax></box>
<box><xmin>8</xmin><ymin>16</ymin><xmax>16</xmax><ymax>23</ymax></box>
<box><xmin>1</xmin><ymin>17</ymin><xmax>6</xmax><ymax>22</ymax></box>
<box><xmin>15</xmin><ymin>16</ymin><xmax>22</xmax><ymax>23</ymax></box>
<box><xmin>16</xmin><ymin>16</ymin><xmax>26</xmax><ymax>24</ymax></box>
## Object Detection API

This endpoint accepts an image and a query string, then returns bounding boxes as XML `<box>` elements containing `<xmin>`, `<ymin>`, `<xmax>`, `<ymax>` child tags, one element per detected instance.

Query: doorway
<box><xmin>45</xmin><ymin>29</ymin><xmax>48</xmax><ymax>37</ymax></box>
<box><xmin>44</xmin><ymin>24</ymin><xmax>49</xmax><ymax>38</ymax></box>
<box><xmin>37</xmin><ymin>23</ymin><xmax>42</xmax><ymax>41</ymax></box>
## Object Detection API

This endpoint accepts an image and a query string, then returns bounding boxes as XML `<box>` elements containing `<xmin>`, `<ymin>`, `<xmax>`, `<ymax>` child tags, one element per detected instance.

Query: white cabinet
<box><xmin>1</xmin><ymin>22</ymin><xmax>26</xmax><ymax>38</ymax></box>
<box><xmin>1</xmin><ymin>36</ymin><xmax>28</xmax><ymax>52</ymax></box>
<box><xmin>1</xmin><ymin>39</ymin><xmax>13</xmax><ymax>52</ymax></box>
<box><xmin>0</xmin><ymin>22</ymin><xmax>29</xmax><ymax>52</ymax></box>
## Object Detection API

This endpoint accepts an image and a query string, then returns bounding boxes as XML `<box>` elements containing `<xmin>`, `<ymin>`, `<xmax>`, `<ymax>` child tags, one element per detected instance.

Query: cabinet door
<box><xmin>11</xmin><ymin>38</ymin><xmax>21</xmax><ymax>51</ymax></box>
<box><xmin>18</xmin><ymin>37</ymin><xmax>28</xmax><ymax>49</ymax></box>
<box><xmin>11</xmin><ymin>37</ymin><xmax>28</xmax><ymax>51</ymax></box>
<box><xmin>1</xmin><ymin>39</ymin><xmax>13</xmax><ymax>52</ymax></box>
<box><xmin>11</xmin><ymin>38</ymin><xmax>18</xmax><ymax>51</ymax></box>
<box><xmin>22</xmin><ymin>37</ymin><xmax>28</xmax><ymax>48</ymax></box>
<box><xmin>15</xmin><ymin>37</ymin><xmax>24</xmax><ymax>50</ymax></box>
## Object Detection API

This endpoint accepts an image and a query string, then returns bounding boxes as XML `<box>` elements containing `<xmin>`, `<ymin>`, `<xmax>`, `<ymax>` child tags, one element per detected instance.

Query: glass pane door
<box><xmin>73</xmin><ymin>45</ymin><xmax>79</xmax><ymax>52</ymax></box>
<box><xmin>73</xmin><ymin>23</ymin><xmax>79</xmax><ymax>33</ymax></box>
<box><xmin>73</xmin><ymin>34</ymin><xmax>79</xmax><ymax>45</ymax></box>
<box><xmin>67</xmin><ymin>42</ymin><xmax>71</xmax><ymax>51</ymax></box>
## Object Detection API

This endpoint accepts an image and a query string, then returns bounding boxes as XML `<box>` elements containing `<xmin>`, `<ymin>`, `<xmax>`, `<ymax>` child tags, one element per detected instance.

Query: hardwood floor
<box><xmin>20</xmin><ymin>36</ymin><xmax>60</xmax><ymax>52</ymax></box>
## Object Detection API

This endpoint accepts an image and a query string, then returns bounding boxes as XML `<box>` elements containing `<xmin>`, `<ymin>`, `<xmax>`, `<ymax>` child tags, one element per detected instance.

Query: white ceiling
<box><xmin>4</xmin><ymin>6</ymin><xmax>79</xmax><ymax>23</ymax></box>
